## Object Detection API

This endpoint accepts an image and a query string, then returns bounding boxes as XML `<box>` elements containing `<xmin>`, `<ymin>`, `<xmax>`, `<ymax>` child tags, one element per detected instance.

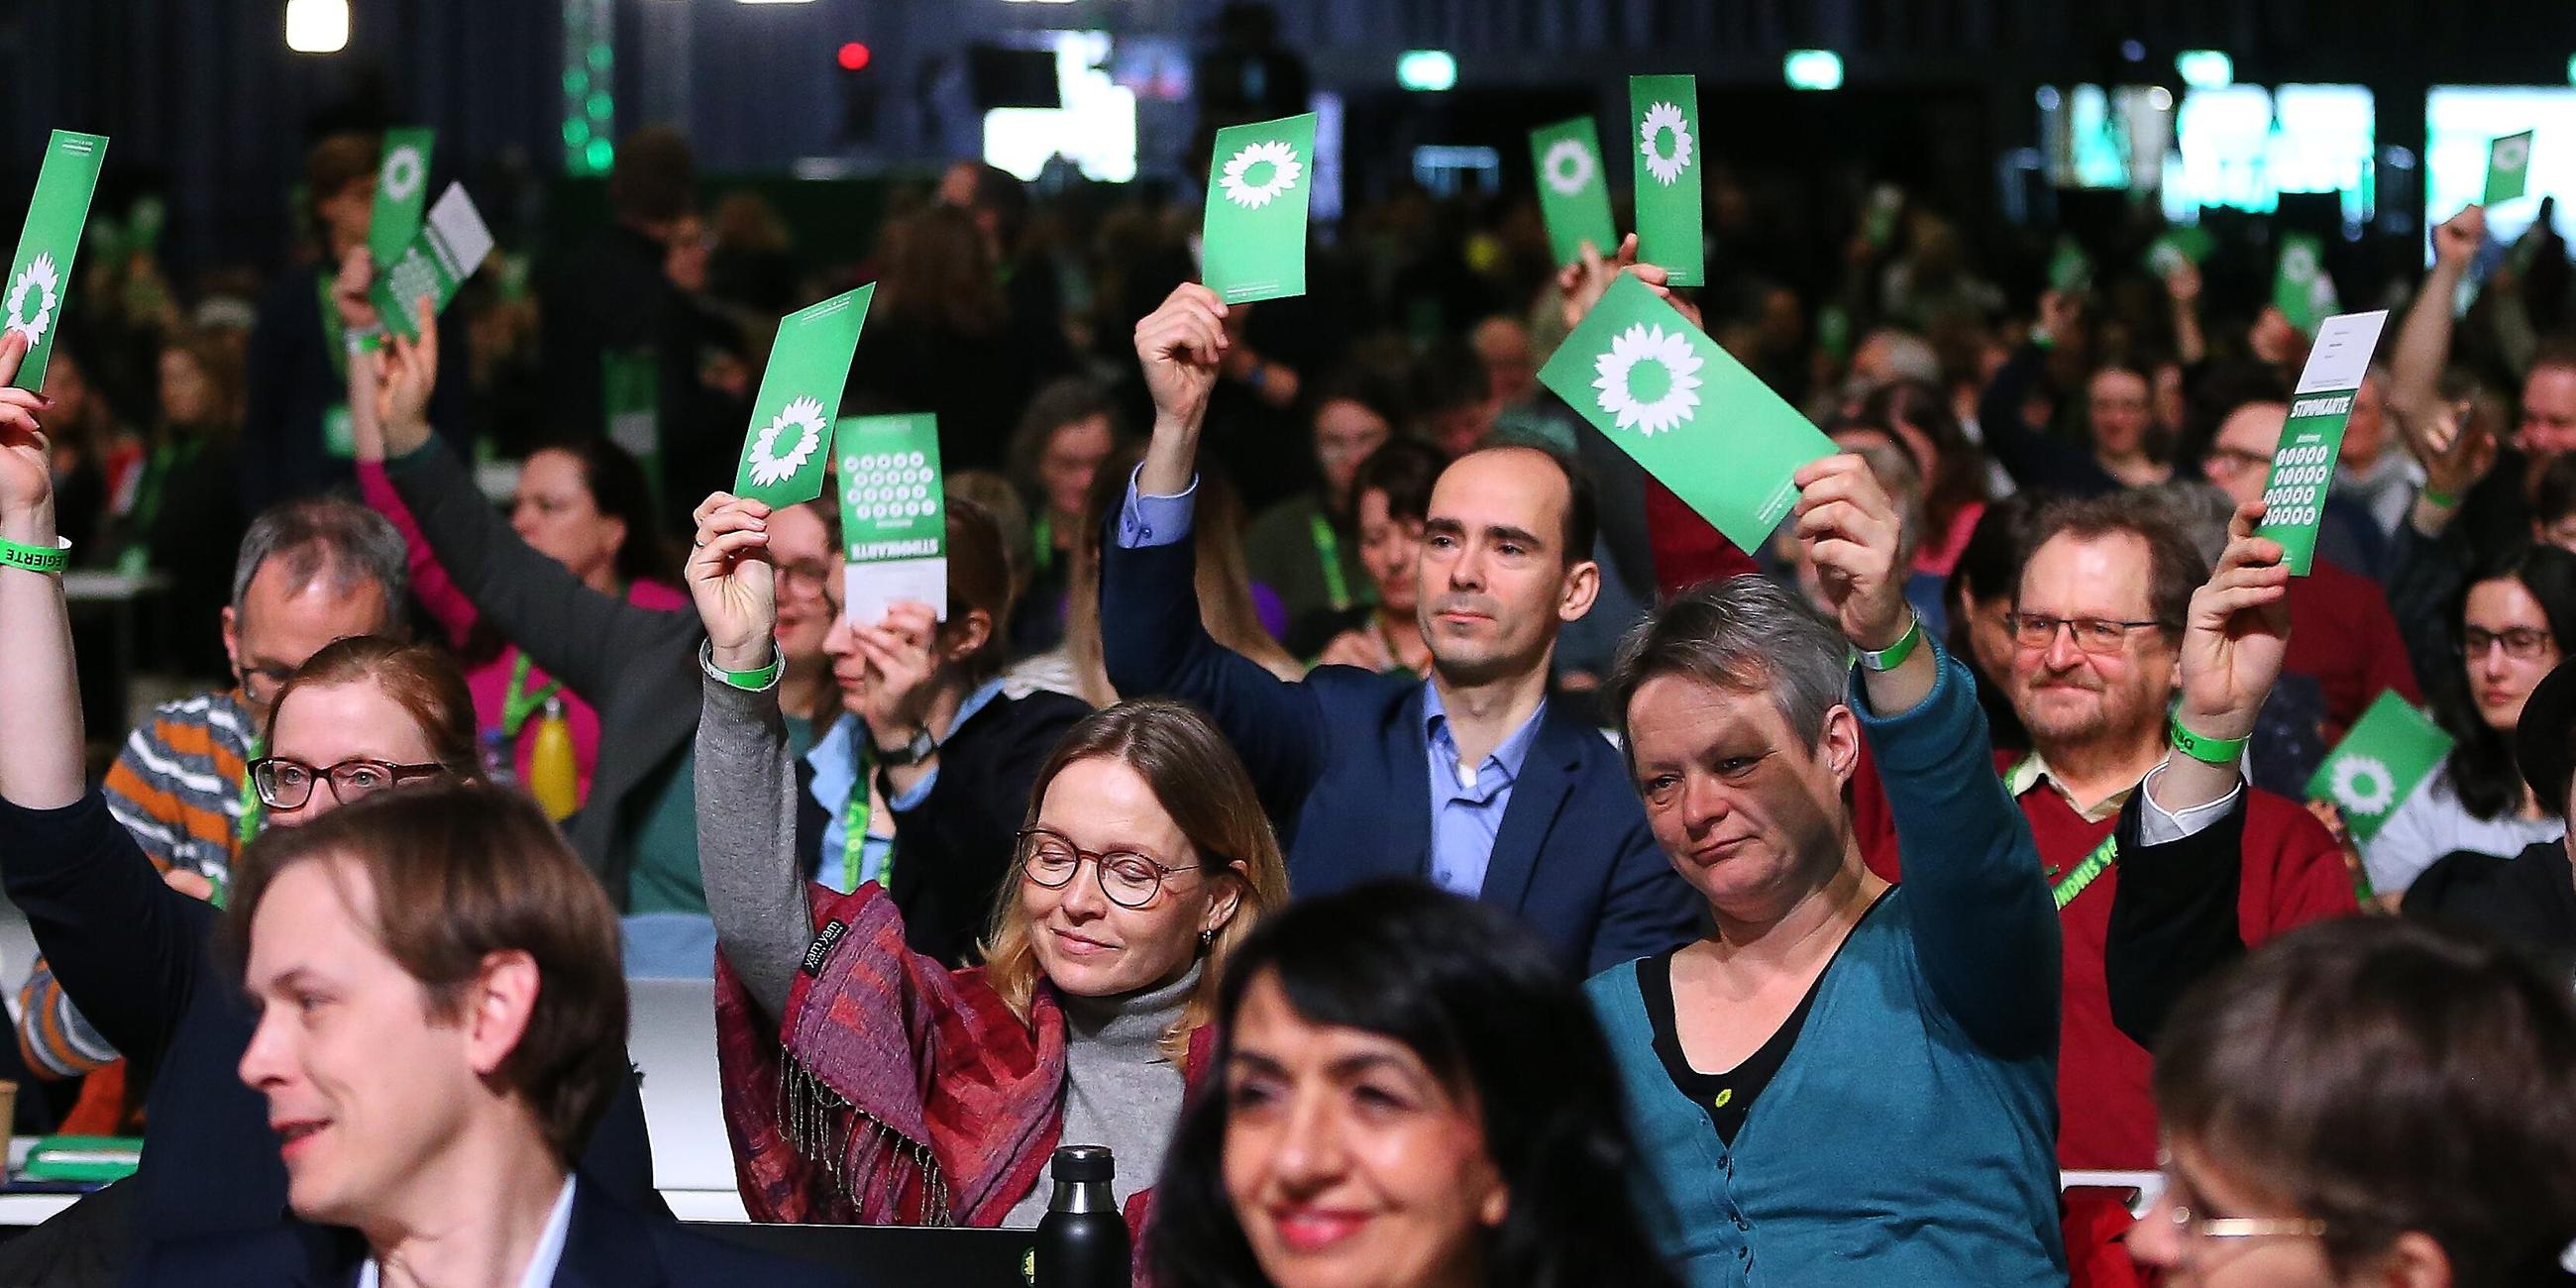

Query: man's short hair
<box><xmin>1438</xmin><ymin>445</ymin><xmax>1597</xmax><ymax>570</ymax></box>
<box><xmin>231</xmin><ymin>496</ymin><xmax>409</xmax><ymax>627</ymax></box>
<box><xmin>2531</xmin><ymin>337</ymin><xmax>2576</xmax><ymax>380</ymax></box>
<box><xmin>303</xmin><ymin>133</ymin><xmax>379</xmax><ymax>225</ymax></box>
<box><xmin>2018</xmin><ymin>490</ymin><xmax>2211</xmax><ymax>647</ymax></box>
<box><xmin>1607</xmin><ymin>575</ymin><xmax>1850</xmax><ymax>760</ymax></box>
<box><xmin>607</xmin><ymin>127</ymin><xmax>695</xmax><ymax>225</ymax></box>
<box><xmin>225</xmin><ymin>785</ymin><xmax>628</xmax><ymax>1164</ymax></box>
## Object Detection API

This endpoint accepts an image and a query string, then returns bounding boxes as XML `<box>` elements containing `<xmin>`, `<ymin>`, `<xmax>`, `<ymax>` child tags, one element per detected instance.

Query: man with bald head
<box><xmin>1102</xmin><ymin>284</ymin><xmax>1698</xmax><ymax>974</ymax></box>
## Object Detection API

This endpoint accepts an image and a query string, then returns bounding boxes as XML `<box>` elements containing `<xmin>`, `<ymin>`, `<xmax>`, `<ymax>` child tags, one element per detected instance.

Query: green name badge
<box><xmin>371</xmin><ymin>183</ymin><xmax>494</xmax><ymax>342</ymax></box>
<box><xmin>2485</xmin><ymin>130</ymin><xmax>2534</xmax><ymax>206</ymax></box>
<box><xmin>1629</xmin><ymin>75</ymin><xmax>1704</xmax><ymax>287</ymax></box>
<box><xmin>1202</xmin><ymin>113</ymin><xmax>1318</xmax><ymax>304</ymax></box>
<box><xmin>837</xmin><ymin>412</ymin><xmax>948</xmax><ymax>626</ymax></box>
<box><xmin>5</xmin><ymin>130</ymin><xmax>110</xmax><ymax>390</ymax></box>
<box><xmin>368</xmin><ymin>127</ymin><xmax>436</xmax><ymax>269</ymax></box>
<box><xmin>1539</xmin><ymin>273</ymin><xmax>1834</xmax><ymax>551</ymax></box>
<box><xmin>2308</xmin><ymin>690</ymin><xmax>2454</xmax><ymax>846</ymax></box>
<box><xmin>2254</xmin><ymin>309</ymin><xmax>2391</xmax><ymax>575</ymax></box>
<box><xmin>1530</xmin><ymin>117</ymin><xmax>1616</xmax><ymax>268</ymax></box>
<box><xmin>735</xmin><ymin>284</ymin><xmax>875</xmax><ymax>506</ymax></box>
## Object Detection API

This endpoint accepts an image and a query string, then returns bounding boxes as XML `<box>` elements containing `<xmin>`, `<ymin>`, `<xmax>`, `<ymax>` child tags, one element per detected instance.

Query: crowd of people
<box><xmin>0</xmin><ymin>96</ymin><xmax>2573</xmax><ymax>1288</ymax></box>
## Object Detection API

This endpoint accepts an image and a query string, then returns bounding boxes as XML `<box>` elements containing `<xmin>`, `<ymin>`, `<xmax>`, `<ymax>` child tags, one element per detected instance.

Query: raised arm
<box><xmin>2388</xmin><ymin>206</ymin><xmax>2481</xmax><ymax>428</ymax></box>
<box><xmin>338</xmin><ymin>251</ymin><xmax>481</xmax><ymax>650</ymax></box>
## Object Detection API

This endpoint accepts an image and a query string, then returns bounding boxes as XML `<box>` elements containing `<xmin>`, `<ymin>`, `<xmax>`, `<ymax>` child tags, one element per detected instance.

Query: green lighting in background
<box><xmin>563</xmin><ymin>0</ymin><xmax>614</xmax><ymax>176</ymax></box>
<box><xmin>2177</xmin><ymin>50</ymin><xmax>2233</xmax><ymax>89</ymax></box>
<box><xmin>1396</xmin><ymin>50</ymin><xmax>1456</xmax><ymax>93</ymax></box>
<box><xmin>1784</xmin><ymin>50</ymin><xmax>1843</xmax><ymax>91</ymax></box>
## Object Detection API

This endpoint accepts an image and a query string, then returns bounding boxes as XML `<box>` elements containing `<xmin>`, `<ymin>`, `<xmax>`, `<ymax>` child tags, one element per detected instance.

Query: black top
<box><xmin>1636</xmin><ymin>891</ymin><xmax>1891</xmax><ymax>1145</ymax></box>
<box><xmin>0</xmin><ymin>792</ymin><xmax>659</xmax><ymax>1255</ymax></box>
<box><xmin>2404</xmin><ymin>839</ymin><xmax>2576</xmax><ymax>968</ymax></box>
<box><xmin>795</xmin><ymin>686</ymin><xmax>1094</xmax><ymax>967</ymax></box>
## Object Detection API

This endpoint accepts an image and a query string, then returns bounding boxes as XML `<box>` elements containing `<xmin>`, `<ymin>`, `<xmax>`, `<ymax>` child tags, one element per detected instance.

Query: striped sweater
<box><xmin>15</xmin><ymin>690</ymin><xmax>254</xmax><ymax>1079</ymax></box>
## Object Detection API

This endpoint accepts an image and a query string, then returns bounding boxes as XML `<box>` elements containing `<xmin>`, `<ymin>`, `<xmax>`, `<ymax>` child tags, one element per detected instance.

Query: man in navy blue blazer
<box><xmin>1101</xmin><ymin>284</ymin><xmax>1701</xmax><ymax>975</ymax></box>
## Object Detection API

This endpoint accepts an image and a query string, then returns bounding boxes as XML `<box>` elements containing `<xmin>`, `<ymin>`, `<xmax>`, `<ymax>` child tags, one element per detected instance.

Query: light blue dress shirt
<box><xmin>1421</xmin><ymin>681</ymin><xmax>1548</xmax><ymax>897</ymax></box>
<box><xmin>809</xmin><ymin>679</ymin><xmax>1009</xmax><ymax>892</ymax></box>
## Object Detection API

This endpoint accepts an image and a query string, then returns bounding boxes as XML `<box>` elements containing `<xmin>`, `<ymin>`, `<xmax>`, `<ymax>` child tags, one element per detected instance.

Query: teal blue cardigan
<box><xmin>1586</xmin><ymin>647</ymin><xmax>2065</xmax><ymax>1286</ymax></box>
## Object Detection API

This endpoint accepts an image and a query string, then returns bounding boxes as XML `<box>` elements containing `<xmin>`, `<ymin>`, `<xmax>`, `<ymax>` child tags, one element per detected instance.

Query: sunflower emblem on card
<box><xmin>1639</xmin><ymin>101</ymin><xmax>1694</xmax><ymax>186</ymax></box>
<box><xmin>747</xmin><ymin>395</ymin><xmax>828</xmax><ymax>487</ymax></box>
<box><xmin>5</xmin><ymin>252</ymin><xmax>61</xmax><ymax>346</ymax></box>
<box><xmin>1219</xmin><ymin>140</ymin><xmax>1304</xmax><ymax>209</ymax></box>
<box><xmin>1592</xmin><ymin>322</ymin><xmax>1704</xmax><ymax>436</ymax></box>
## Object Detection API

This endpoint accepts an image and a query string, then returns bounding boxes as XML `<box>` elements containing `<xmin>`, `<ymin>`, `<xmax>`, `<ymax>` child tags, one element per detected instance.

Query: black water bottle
<box><xmin>1034</xmin><ymin>1144</ymin><xmax>1127</xmax><ymax>1287</ymax></box>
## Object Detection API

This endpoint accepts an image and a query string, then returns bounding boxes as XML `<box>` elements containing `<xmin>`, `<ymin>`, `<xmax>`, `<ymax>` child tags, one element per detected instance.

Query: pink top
<box><xmin>358</xmin><ymin>461</ymin><xmax>689</xmax><ymax>801</ymax></box>
<box><xmin>1913</xmin><ymin>500</ymin><xmax>1986</xmax><ymax>580</ymax></box>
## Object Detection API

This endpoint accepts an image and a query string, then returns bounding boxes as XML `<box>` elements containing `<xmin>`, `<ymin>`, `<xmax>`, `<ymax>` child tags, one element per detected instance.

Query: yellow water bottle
<box><xmin>528</xmin><ymin>697</ymin><xmax>579</xmax><ymax>822</ymax></box>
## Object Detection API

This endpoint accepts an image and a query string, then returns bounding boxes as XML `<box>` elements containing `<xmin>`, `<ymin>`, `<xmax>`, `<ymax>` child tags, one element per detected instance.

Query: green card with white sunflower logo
<box><xmin>370</xmin><ymin>183</ymin><xmax>494</xmax><ymax>342</ymax></box>
<box><xmin>734</xmin><ymin>283</ymin><xmax>874</xmax><ymax>506</ymax></box>
<box><xmin>5</xmin><ymin>130</ymin><xmax>109</xmax><ymax>391</ymax></box>
<box><xmin>1530</xmin><ymin>117</ymin><xmax>1615</xmax><ymax>268</ymax></box>
<box><xmin>1539</xmin><ymin>273</ymin><xmax>1833</xmax><ymax>551</ymax></box>
<box><xmin>368</xmin><ymin>127</ymin><xmax>436</xmax><ymax>269</ymax></box>
<box><xmin>1202</xmin><ymin>113</ymin><xmax>1317</xmax><ymax>304</ymax></box>
<box><xmin>2485</xmin><ymin>130</ymin><xmax>2535</xmax><ymax>205</ymax></box>
<box><xmin>2273</xmin><ymin>231</ymin><xmax>2338</xmax><ymax>338</ymax></box>
<box><xmin>1629</xmin><ymin>75</ymin><xmax>1703</xmax><ymax>287</ymax></box>
<box><xmin>837</xmin><ymin>412</ymin><xmax>947</xmax><ymax>627</ymax></box>
<box><xmin>2308</xmin><ymin>690</ymin><xmax>2452</xmax><ymax>846</ymax></box>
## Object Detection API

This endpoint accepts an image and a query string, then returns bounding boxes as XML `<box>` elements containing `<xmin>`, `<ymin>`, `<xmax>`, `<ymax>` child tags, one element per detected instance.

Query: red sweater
<box><xmin>2288</xmin><ymin>557</ymin><xmax>2420</xmax><ymax>741</ymax></box>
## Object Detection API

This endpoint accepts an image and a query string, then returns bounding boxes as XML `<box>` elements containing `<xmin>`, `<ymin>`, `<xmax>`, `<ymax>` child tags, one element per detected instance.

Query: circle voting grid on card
<box><xmin>844</xmin><ymin>451</ymin><xmax>936</xmax><ymax>525</ymax></box>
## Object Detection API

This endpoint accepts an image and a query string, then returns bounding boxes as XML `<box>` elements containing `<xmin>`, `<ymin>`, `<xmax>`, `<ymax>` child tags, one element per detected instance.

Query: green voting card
<box><xmin>2486</xmin><ymin>131</ymin><xmax>2535</xmax><ymax>205</ymax></box>
<box><xmin>1629</xmin><ymin>76</ymin><xmax>1703</xmax><ymax>287</ymax></box>
<box><xmin>1530</xmin><ymin>118</ymin><xmax>1616</xmax><ymax>268</ymax></box>
<box><xmin>1540</xmin><ymin>273</ymin><xmax>1833</xmax><ymax>551</ymax></box>
<box><xmin>734</xmin><ymin>284</ymin><xmax>874</xmax><ymax>506</ymax></box>
<box><xmin>2308</xmin><ymin>690</ymin><xmax>2453</xmax><ymax>845</ymax></box>
<box><xmin>2274</xmin><ymin>231</ymin><xmax>2338</xmax><ymax>336</ymax></box>
<box><xmin>5</xmin><ymin>130</ymin><xmax>108</xmax><ymax>390</ymax></box>
<box><xmin>370</xmin><ymin>183</ymin><xmax>493</xmax><ymax>342</ymax></box>
<box><xmin>1202</xmin><ymin>114</ymin><xmax>1316</xmax><ymax>304</ymax></box>
<box><xmin>2145</xmin><ymin>225</ymin><xmax>2214</xmax><ymax>278</ymax></box>
<box><xmin>2254</xmin><ymin>309</ymin><xmax>2391</xmax><ymax>575</ymax></box>
<box><xmin>368</xmin><ymin>127</ymin><xmax>435</xmax><ymax>268</ymax></box>
<box><xmin>837</xmin><ymin>412</ymin><xmax>948</xmax><ymax>626</ymax></box>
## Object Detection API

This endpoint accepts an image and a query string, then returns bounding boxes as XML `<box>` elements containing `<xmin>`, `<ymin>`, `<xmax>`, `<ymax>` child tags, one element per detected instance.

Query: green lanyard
<box><xmin>1309</xmin><ymin>512</ymin><xmax>1352</xmax><ymax>612</ymax></box>
<box><xmin>840</xmin><ymin>739</ymin><xmax>875</xmax><ymax>894</ymax></box>
<box><xmin>2006</xmin><ymin>756</ymin><xmax>2120</xmax><ymax>912</ymax></box>
<box><xmin>1030</xmin><ymin>514</ymin><xmax>1056</xmax><ymax>579</ymax></box>
<box><xmin>234</xmin><ymin>734</ymin><xmax>267</xmax><ymax>853</ymax></box>
<box><xmin>499</xmin><ymin>652</ymin><xmax>564</xmax><ymax>739</ymax></box>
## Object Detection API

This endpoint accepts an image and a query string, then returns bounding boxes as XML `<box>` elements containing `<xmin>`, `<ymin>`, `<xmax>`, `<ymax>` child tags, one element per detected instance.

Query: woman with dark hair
<box><xmin>1977</xmin><ymin>310</ymin><xmax>2175</xmax><ymax>497</ymax></box>
<box><xmin>1003</xmin><ymin>377</ymin><xmax>1127</xmax><ymax>656</ymax></box>
<box><xmin>131</xmin><ymin>330</ymin><xmax>251</xmax><ymax>678</ymax></box>
<box><xmin>2361</xmin><ymin>544</ymin><xmax>2576</xmax><ymax>900</ymax></box>
<box><xmin>1943</xmin><ymin>491</ymin><xmax>2042</xmax><ymax>755</ymax></box>
<box><xmin>847</xmin><ymin>205</ymin><xmax>1066</xmax><ymax>473</ymax></box>
<box><xmin>1149</xmin><ymin>882</ymin><xmax>1679</xmax><ymax>1288</ymax></box>
<box><xmin>2131</xmin><ymin>917</ymin><xmax>2576</xmax><ymax>1287</ymax></box>
<box><xmin>1858</xmin><ymin>378</ymin><xmax>1988</xmax><ymax>579</ymax></box>
<box><xmin>359</xmin><ymin>426</ymin><xmax>689</xmax><ymax>816</ymax></box>
<box><xmin>1293</xmin><ymin>437</ymin><xmax>1448</xmax><ymax>670</ymax></box>
<box><xmin>1244</xmin><ymin>370</ymin><xmax>1404</xmax><ymax>632</ymax></box>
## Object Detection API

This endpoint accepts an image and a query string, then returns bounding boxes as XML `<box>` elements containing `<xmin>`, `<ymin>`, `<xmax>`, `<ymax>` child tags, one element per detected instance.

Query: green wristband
<box><xmin>2419</xmin><ymin>485</ymin><xmax>2461</xmax><ymax>509</ymax></box>
<box><xmin>701</xmin><ymin>640</ymin><xmax>781</xmax><ymax>691</ymax></box>
<box><xmin>1856</xmin><ymin>613</ymin><xmax>1924</xmax><ymax>673</ymax></box>
<box><xmin>2169</xmin><ymin>715</ymin><xmax>2248</xmax><ymax>766</ymax></box>
<box><xmin>0</xmin><ymin>535</ymin><xmax>68</xmax><ymax>576</ymax></box>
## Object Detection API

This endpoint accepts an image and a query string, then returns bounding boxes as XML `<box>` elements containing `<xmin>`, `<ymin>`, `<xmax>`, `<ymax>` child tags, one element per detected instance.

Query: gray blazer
<box><xmin>383</xmin><ymin>441</ymin><xmax>702</xmax><ymax>908</ymax></box>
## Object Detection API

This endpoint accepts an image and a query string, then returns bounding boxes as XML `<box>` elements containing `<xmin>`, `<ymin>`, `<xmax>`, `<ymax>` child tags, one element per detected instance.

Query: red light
<box><xmin>836</xmin><ymin>42</ymin><xmax>871</xmax><ymax>71</ymax></box>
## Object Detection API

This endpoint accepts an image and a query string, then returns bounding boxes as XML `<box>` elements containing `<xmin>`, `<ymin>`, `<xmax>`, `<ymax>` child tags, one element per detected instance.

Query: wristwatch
<box><xmin>875</xmin><ymin>724</ymin><xmax>937</xmax><ymax>768</ymax></box>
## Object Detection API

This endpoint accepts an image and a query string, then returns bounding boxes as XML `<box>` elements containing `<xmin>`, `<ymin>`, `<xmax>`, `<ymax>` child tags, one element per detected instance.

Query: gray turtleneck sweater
<box><xmin>692</xmin><ymin>663</ymin><xmax>1192</xmax><ymax>1227</ymax></box>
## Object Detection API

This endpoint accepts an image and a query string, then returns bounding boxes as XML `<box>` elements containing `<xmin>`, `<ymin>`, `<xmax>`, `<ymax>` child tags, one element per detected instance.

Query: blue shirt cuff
<box><xmin>886</xmin><ymin>765</ymin><xmax>938</xmax><ymax>812</ymax></box>
<box><xmin>1117</xmin><ymin>464</ymin><xmax>1198</xmax><ymax>549</ymax></box>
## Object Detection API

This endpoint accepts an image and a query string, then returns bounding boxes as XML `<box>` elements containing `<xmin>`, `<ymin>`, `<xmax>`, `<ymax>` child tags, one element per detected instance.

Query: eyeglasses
<box><xmin>250</xmin><ymin>757</ymin><xmax>447</xmax><ymax>810</ymax></box>
<box><xmin>1018</xmin><ymin>827</ymin><xmax>1202</xmax><ymax>909</ymax></box>
<box><xmin>2464</xmin><ymin>625</ymin><xmax>2556</xmax><ymax>662</ymax></box>
<box><xmin>2006</xmin><ymin>612</ymin><xmax>2167</xmax><ymax>654</ymax></box>
<box><xmin>775</xmin><ymin>560</ymin><xmax>833</xmax><ymax>600</ymax></box>
<box><xmin>2162</xmin><ymin>1201</ymin><xmax>2328</xmax><ymax>1244</ymax></box>
<box><xmin>2200</xmin><ymin>446</ymin><xmax>2274</xmax><ymax>479</ymax></box>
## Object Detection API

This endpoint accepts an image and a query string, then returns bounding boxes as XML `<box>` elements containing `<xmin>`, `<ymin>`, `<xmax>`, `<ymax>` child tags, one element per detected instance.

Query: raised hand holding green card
<box><xmin>838</xmin><ymin>413</ymin><xmax>947</xmax><ymax>627</ymax></box>
<box><xmin>5</xmin><ymin>131</ymin><xmax>109</xmax><ymax>391</ymax></box>
<box><xmin>2308</xmin><ymin>690</ymin><xmax>2453</xmax><ymax>846</ymax></box>
<box><xmin>2486</xmin><ymin>131</ymin><xmax>2535</xmax><ymax>205</ymax></box>
<box><xmin>2254</xmin><ymin>308</ymin><xmax>2391</xmax><ymax>575</ymax></box>
<box><xmin>1202</xmin><ymin>114</ymin><xmax>1317</xmax><ymax>304</ymax></box>
<box><xmin>369</xmin><ymin>128</ymin><xmax>436</xmax><ymax>268</ymax></box>
<box><xmin>735</xmin><ymin>284</ymin><xmax>875</xmax><ymax>506</ymax></box>
<box><xmin>370</xmin><ymin>184</ymin><xmax>493</xmax><ymax>342</ymax></box>
<box><xmin>2274</xmin><ymin>232</ymin><xmax>2337</xmax><ymax>336</ymax></box>
<box><xmin>1629</xmin><ymin>76</ymin><xmax>1704</xmax><ymax>287</ymax></box>
<box><xmin>1539</xmin><ymin>273</ymin><xmax>1834</xmax><ymax>550</ymax></box>
<box><xmin>1530</xmin><ymin>118</ymin><xmax>1616</xmax><ymax>268</ymax></box>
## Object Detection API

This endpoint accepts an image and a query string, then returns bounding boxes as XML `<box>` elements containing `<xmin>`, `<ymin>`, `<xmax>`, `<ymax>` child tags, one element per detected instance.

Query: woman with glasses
<box><xmin>686</xmin><ymin>490</ymin><xmax>1289</xmax><ymax>1240</ymax></box>
<box><xmin>2360</xmin><ymin>544</ymin><xmax>2576</xmax><ymax>901</ymax></box>
<box><xmin>0</xmin><ymin>327</ymin><xmax>660</xmax><ymax>1277</ymax></box>
<box><xmin>2130</xmin><ymin>916</ymin><xmax>2576</xmax><ymax>1286</ymax></box>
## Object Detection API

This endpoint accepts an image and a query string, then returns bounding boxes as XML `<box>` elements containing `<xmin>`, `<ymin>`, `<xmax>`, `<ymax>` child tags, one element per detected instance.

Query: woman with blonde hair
<box><xmin>687</xmin><ymin>489</ymin><xmax>1290</xmax><ymax>1240</ymax></box>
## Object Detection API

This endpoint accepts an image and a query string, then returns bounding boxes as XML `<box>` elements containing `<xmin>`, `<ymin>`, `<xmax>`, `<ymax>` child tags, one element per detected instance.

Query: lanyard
<box><xmin>1030</xmin><ymin>514</ymin><xmax>1055</xmax><ymax>579</ymax></box>
<box><xmin>1309</xmin><ymin>513</ymin><xmax>1352</xmax><ymax>612</ymax></box>
<box><xmin>2005</xmin><ymin>756</ymin><xmax>2120</xmax><ymax>912</ymax></box>
<box><xmin>235</xmin><ymin>734</ymin><xmax>267</xmax><ymax>853</ymax></box>
<box><xmin>500</xmin><ymin>652</ymin><xmax>564</xmax><ymax>739</ymax></box>
<box><xmin>839</xmin><ymin>738</ymin><xmax>875</xmax><ymax>894</ymax></box>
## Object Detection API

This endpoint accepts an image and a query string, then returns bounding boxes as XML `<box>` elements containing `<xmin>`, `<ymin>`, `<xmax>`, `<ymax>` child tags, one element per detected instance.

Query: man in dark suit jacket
<box><xmin>1101</xmin><ymin>284</ymin><xmax>1700</xmax><ymax>975</ymax></box>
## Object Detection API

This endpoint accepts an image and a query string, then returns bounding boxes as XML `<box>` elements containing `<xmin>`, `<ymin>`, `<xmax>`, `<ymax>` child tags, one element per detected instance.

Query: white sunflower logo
<box><xmin>380</xmin><ymin>146</ymin><xmax>426</xmax><ymax>203</ymax></box>
<box><xmin>1219</xmin><ymin>140</ymin><xmax>1304</xmax><ymax>210</ymax></box>
<box><xmin>1639</xmin><ymin>101</ymin><xmax>1693</xmax><ymax>186</ymax></box>
<box><xmin>1542</xmin><ymin>138</ymin><xmax>1596</xmax><ymax>198</ymax></box>
<box><xmin>2495</xmin><ymin>136</ymin><xmax>2531</xmax><ymax>170</ymax></box>
<box><xmin>1591</xmin><ymin>322</ymin><xmax>1704</xmax><ymax>436</ymax></box>
<box><xmin>2330</xmin><ymin>754</ymin><xmax>2399</xmax><ymax>817</ymax></box>
<box><xmin>747</xmin><ymin>395</ymin><xmax>827</xmax><ymax>488</ymax></box>
<box><xmin>5</xmin><ymin>253</ymin><xmax>60</xmax><ymax>347</ymax></box>
<box><xmin>2280</xmin><ymin>243</ymin><xmax>2318</xmax><ymax>281</ymax></box>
